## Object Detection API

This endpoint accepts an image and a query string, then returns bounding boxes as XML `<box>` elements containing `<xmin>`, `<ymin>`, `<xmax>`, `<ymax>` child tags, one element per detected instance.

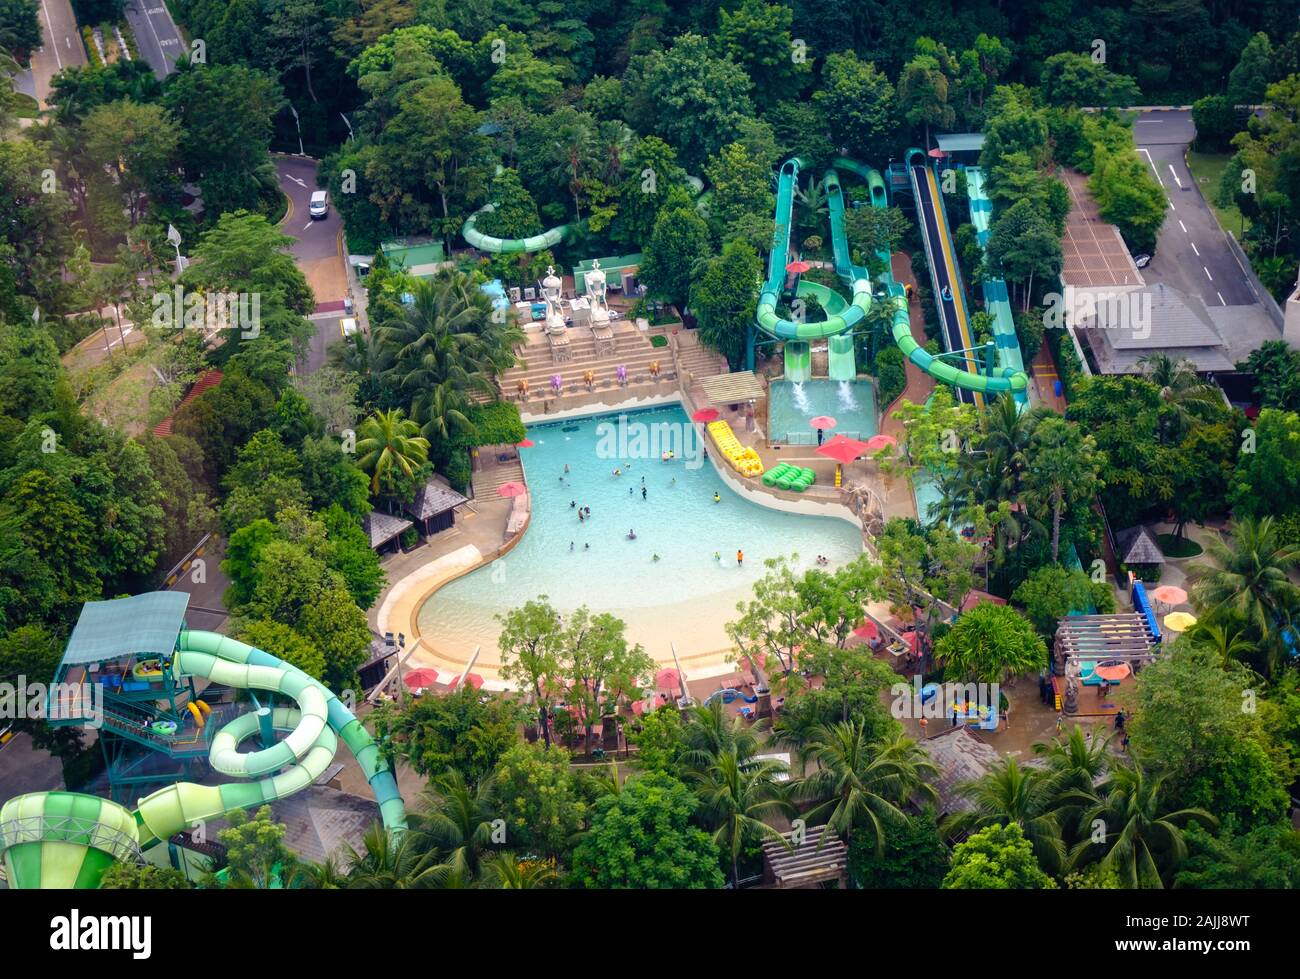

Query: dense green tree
<box><xmin>689</xmin><ymin>239</ymin><xmax>761</xmax><ymax>369</ymax></box>
<box><xmin>234</xmin><ymin>618</ymin><xmax>326</xmax><ymax>679</ymax></box>
<box><xmin>848</xmin><ymin>808</ymin><xmax>949</xmax><ymax>888</ymax></box>
<box><xmin>355</xmin><ymin>408</ymin><xmax>430</xmax><ymax>496</ymax></box>
<box><xmin>812</xmin><ymin>51</ymin><xmax>896</xmax><ymax>164</ymax></box>
<box><xmin>1225</xmin><ymin>32</ymin><xmax>1274</xmax><ymax>106</ymax></box>
<box><xmin>1024</xmin><ymin>416</ymin><xmax>1103</xmax><ymax>563</ymax></box>
<box><xmin>569</xmin><ymin>772</ymin><xmax>725</xmax><ymax>889</ymax></box>
<box><xmin>1229</xmin><ymin>409</ymin><xmax>1300</xmax><ymax>519</ymax></box>
<box><xmin>943</xmin><ymin>823</ymin><xmax>1056</xmax><ymax>889</ymax></box>
<box><xmin>493</xmin><ymin>742</ymin><xmax>586</xmax><ymax>861</ymax></box>
<box><xmin>1175</xmin><ymin>822</ymin><xmax>1300</xmax><ymax>889</ymax></box>
<box><xmin>98</xmin><ymin>862</ymin><xmax>191</xmax><ymax>889</ymax></box>
<box><xmin>1039</xmin><ymin>52</ymin><xmax>1139</xmax><ymax>107</ymax></box>
<box><xmin>715</xmin><ymin>0</ymin><xmax>808</xmax><ymax>105</ymax></box>
<box><xmin>1238</xmin><ymin>341</ymin><xmax>1300</xmax><ymax>413</ymax></box>
<box><xmin>0</xmin><ymin>0</ymin><xmax>41</xmax><ymax>58</ymax></box>
<box><xmin>934</xmin><ymin>602</ymin><xmax>1047</xmax><ymax>683</ymax></box>
<box><xmin>703</xmin><ymin>142</ymin><xmax>773</xmax><ymax>248</ymax></box>
<box><xmin>898</xmin><ymin>51</ymin><xmax>954</xmax><ymax>146</ymax></box>
<box><xmin>369</xmin><ymin>683</ymin><xmax>522</xmax><ymax>784</ymax></box>
<box><xmin>1013</xmin><ymin>565</ymin><xmax>1114</xmax><ymax>640</ymax></box>
<box><xmin>638</xmin><ymin>190</ymin><xmax>712</xmax><ymax>313</ymax></box>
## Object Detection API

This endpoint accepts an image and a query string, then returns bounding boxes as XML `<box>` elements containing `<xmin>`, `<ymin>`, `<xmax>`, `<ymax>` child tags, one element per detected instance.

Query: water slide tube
<box><xmin>0</xmin><ymin>631</ymin><xmax>406</xmax><ymax>889</ymax></box>
<box><xmin>462</xmin><ymin>204</ymin><xmax>573</xmax><ymax>254</ymax></box>
<box><xmin>754</xmin><ymin>158</ymin><xmax>872</xmax><ymax>381</ymax></box>
<box><xmin>897</xmin><ymin>149</ymin><xmax>1028</xmax><ymax>398</ymax></box>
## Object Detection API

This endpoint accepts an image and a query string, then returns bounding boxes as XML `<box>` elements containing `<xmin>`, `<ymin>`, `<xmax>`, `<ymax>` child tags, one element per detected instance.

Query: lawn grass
<box><xmin>1186</xmin><ymin>150</ymin><xmax>1249</xmax><ymax>238</ymax></box>
<box><xmin>1157</xmin><ymin>533</ymin><xmax>1203</xmax><ymax>558</ymax></box>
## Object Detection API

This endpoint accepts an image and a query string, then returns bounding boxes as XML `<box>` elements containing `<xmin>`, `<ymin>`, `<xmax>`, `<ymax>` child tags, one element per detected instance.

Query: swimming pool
<box><xmin>768</xmin><ymin>379</ymin><xmax>877</xmax><ymax>444</ymax></box>
<box><xmin>418</xmin><ymin>404</ymin><xmax>863</xmax><ymax>670</ymax></box>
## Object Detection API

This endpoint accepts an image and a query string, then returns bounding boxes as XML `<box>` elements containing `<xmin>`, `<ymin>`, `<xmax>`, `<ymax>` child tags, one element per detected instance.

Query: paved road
<box><xmin>25</xmin><ymin>0</ymin><xmax>87</xmax><ymax>109</ymax></box>
<box><xmin>276</xmin><ymin>157</ymin><xmax>349</xmax><ymax>374</ymax></box>
<box><xmin>1133</xmin><ymin>108</ymin><xmax>1256</xmax><ymax>307</ymax></box>
<box><xmin>0</xmin><ymin>732</ymin><xmax>64</xmax><ymax>800</ymax></box>
<box><xmin>124</xmin><ymin>0</ymin><xmax>183</xmax><ymax>79</ymax></box>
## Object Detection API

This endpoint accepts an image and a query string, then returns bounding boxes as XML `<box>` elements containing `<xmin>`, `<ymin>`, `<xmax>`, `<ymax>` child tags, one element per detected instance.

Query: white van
<box><xmin>309</xmin><ymin>190</ymin><xmax>329</xmax><ymax>219</ymax></box>
<box><xmin>341</xmin><ymin>317</ymin><xmax>358</xmax><ymax>338</ymax></box>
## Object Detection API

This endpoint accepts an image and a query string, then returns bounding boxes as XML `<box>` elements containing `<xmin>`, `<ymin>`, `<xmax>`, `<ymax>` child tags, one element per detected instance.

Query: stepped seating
<box><xmin>707</xmin><ymin>420</ymin><xmax>764</xmax><ymax>478</ymax></box>
<box><xmin>499</xmin><ymin>326</ymin><xmax>671</xmax><ymax>401</ymax></box>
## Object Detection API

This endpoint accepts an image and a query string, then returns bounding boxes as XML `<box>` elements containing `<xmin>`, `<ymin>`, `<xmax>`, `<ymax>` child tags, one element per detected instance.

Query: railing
<box><xmin>0</xmin><ymin>815</ymin><xmax>143</xmax><ymax>865</ymax></box>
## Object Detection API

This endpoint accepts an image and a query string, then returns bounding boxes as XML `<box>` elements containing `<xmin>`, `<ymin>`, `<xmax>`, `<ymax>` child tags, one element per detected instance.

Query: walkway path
<box><xmin>1029</xmin><ymin>342</ymin><xmax>1069</xmax><ymax>414</ymax></box>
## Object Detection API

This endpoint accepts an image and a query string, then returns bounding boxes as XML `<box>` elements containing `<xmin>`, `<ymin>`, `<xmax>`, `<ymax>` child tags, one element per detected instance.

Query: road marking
<box><xmin>303</xmin><ymin>221</ymin><xmax>314</xmax><ymax>232</ymax></box>
<box><xmin>39</xmin><ymin>0</ymin><xmax>62</xmax><ymax>69</ymax></box>
<box><xmin>135</xmin><ymin>0</ymin><xmax>174</xmax><ymax>76</ymax></box>
<box><xmin>283</xmin><ymin>174</ymin><xmax>307</xmax><ymax>188</ymax></box>
<box><xmin>1137</xmin><ymin>148</ymin><xmax>1163</xmax><ymax>186</ymax></box>
<box><xmin>1179</xmin><ymin>219</ymin><xmax>1187</xmax><ymax>232</ymax></box>
<box><xmin>1204</xmin><ymin>266</ymin><xmax>1213</xmax><ymax>281</ymax></box>
<box><xmin>1167</xmin><ymin>164</ymin><xmax>1183</xmax><ymax>188</ymax></box>
<box><xmin>1190</xmin><ymin>241</ymin><xmax>1199</xmax><ymax>256</ymax></box>
<box><xmin>1217</xmin><ymin>291</ymin><xmax>1225</xmax><ymax>305</ymax></box>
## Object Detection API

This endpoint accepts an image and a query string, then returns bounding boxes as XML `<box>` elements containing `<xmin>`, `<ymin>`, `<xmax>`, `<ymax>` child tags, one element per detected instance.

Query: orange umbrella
<box><xmin>1094</xmin><ymin>662</ymin><xmax>1131</xmax><ymax>682</ymax></box>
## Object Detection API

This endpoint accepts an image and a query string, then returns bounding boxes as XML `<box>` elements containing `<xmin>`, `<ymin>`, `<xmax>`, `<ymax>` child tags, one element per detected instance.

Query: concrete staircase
<box><xmin>674</xmin><ymin>333</ymin><xmax>728</xmax><ymax>383</ymax></box>
<box><xmin>499</xmin><ymin>325</ymin><xmax>673</xmax><ymax>400</ymax></box>
<box><xmin>472</xmin><ymin>455</ymin><xmax>524</xmax><ymax>499</ymax></box>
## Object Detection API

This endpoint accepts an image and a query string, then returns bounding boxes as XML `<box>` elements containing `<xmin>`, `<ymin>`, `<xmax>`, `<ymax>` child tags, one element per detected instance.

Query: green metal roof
<box><xmin>935</xmin><ymin>133</ymin><xmax>985</xmax><ymax>153</ymax></box>
<box><xmin>60</xmin><ymin>592</ymin><xmax>189</xmax><ymax>666</ymax></box>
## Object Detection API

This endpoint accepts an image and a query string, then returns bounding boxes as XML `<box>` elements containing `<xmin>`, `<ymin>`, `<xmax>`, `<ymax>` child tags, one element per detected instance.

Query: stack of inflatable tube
<box><xmin>762</xmin><ymin>462</ymin><xmax>816</xmax><ymax>492</ymax></box>
<box><xmin>706</xmin><ymin>420</ymin><xmax>764</xmax><ymax>478</ymax></box>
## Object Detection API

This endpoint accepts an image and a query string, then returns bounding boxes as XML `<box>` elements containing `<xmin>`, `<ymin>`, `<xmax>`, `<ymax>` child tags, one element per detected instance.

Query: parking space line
<box><xmin>1217</xmin><ymin>291</ymin><xmax>1225</xmax><ymax>305</ymax></box>
<box><xmin>1204</xmin><ymin>266</ymin><xmax>1213</xmax><ymax>281</ymax></box>
<box><xmin>1191</xmin><ymin>241</ymin><xmax>1199</xmax><ymax>256</ymax></box>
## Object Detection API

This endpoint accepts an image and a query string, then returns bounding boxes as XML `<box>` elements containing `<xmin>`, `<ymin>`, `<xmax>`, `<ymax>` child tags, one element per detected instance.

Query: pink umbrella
<box><xmin>516</xmin><ymin>438</ymin><xmax>535</xmax><ymax>448</ymax></box>
<box><xmin>655</xmin><ymin>668</ymin><xmax>683</xmax><ymax>694</ymax></box>
<box><xmin>692</xmin><ymin>407</ymin><xmax>720</xmax><ymax>423</ymax></box>
<box><xmin>402</xmin><ymin>668</ymin><xmax>439</xmax><ymax>690</ymax></box>
<box><xmin>498</xmin><ymin>481</ymin><xmax>528</xmax><ymax>498</ymax></box>
<box><xmin>449</xmin><ymin>673</ymin><xmax>484</xmax><ymax>690</ymax></box>
<box><xmin>809</xmin><ymin>415</ymin><xmax>837</xmax><ymax>431</ymax></box>
<box><xmin>1150</xmin><ymin>585</ymin><xmax>1188</xmax><ymax>606</ymax></box>
<box><xmin>864</xmin><ymin>434</ymin><xmax>897</xmax><ymax>453</ymax></box>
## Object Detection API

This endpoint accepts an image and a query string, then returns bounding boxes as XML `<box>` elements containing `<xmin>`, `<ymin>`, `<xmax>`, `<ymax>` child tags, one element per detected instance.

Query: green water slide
<box><xmin>0</xmin><ymin>631</ymin><xmax>406</xmax><ymax>889</ymax></box>
<box><xmin>889</xmin><ymin>149</ymin><xmax>1028</xmax><ymax>398</ymax></box>
<box><xmin>462</xmin><ymin>204</ymin><xmax>573</xmax><ymax>254</ymax></box>
<box><xmin>753</xmin><ymin>158</ymin><xmax>872</xmax><ymax>380</ymax></box>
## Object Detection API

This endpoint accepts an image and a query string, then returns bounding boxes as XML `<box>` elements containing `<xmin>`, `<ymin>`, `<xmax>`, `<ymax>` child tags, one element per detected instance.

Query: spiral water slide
<box><xmin>0</xmin><ymin>631</ymin><xmax>406</xmax><ymax>889</ymax></box>
<box><xmin>754</xmin><ymin>158</ymin><xmax>872</xmax><ymax>382</ymax></box>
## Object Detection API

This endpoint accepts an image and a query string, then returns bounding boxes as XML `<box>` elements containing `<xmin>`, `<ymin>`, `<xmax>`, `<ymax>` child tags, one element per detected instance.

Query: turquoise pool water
<box><xmin>768</xmin><ymin>380</ymin><xmax>877</xmax><ymax>445</ymax></box>
<box><xmin>419</xmin><ymin>404</ymin><xmax>863</xmax><ymax>661</ymax></box>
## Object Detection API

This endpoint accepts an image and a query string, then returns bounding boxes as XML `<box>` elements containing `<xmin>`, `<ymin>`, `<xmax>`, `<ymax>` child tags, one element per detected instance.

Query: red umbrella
<box><xmin>864</xmin><ymin>434</ymin><xmax>897</xmax><ymax>453</ymax></box>
<box><xmin>809</xmin><ymin>415</ymin><xmax>837</xmax><ymax>431</ymax></box>
<box><xmin>449</xmin><ymin>673</ymin><xmax>484</xmax><ymax>690</ymax></box>
<box><xmin>516</xmin><ymin>438</ymin><xmax>535</xmax><ymax>448</ymax></box>
<box><xmin>403</xmin><ymin>668</ymin><xmax>439</xmax><ymax>690</ymax></box>
<box><xmin>655</xmin><ymin>668</ymin><xmax>683</xmax><ymax>693</ymax></box>
<box><xmin>817</xmin><ymin>434</ymin><xmax>870</xmax><ymax>465</ymax></box>
<box><xmin>691</xmin><ymin>407</ymin><xmax>720</xmax><ymax>423</ymax></box>
<box><xmin>498</xmin><ymin>481</ymin><xmax>528</xmax><ymax>498</ymax></box>
<box><xmin>902</xmin><ymin>630</ymin><xmax>921</xmax><ymax>652</ymax></box>
<box><xmin>785</xmin><ymin>260</ymin><xmax>812</xmax><ymax>274</ymax></box>
<box><xmin>853</xmin><ymin>621</ymin><xmax>879</xmax><ymax>642</ymax></box>
<box><xmin>928</xmin><ymin>147</ymin><xmax>948</xmax><ymax>158</ymax></box>
<box><xmin>632</xmin><ymin>693</ymin><xmax>669</xmax><ymax>716</ymax></box>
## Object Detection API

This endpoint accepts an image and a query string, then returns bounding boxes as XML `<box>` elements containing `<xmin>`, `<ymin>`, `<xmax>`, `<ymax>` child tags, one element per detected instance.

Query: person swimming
<box><xmin>671</xmin><ymin>477</ymin><xmax>676</xmax><ymax>485</ymax></box>
<box><xmin>652</xmin><ymin>553</ymin><xmax>661</xmax><ymax>562</ymax></box>
<box><xmin>613</xmin><ymin>468</ymin><xmax>621</xmax><ymax>477</ymax></box>
<box><xmin>570</xmin><ymin>541</ymin><xmax>575</xmax><ymax>551</ymax></box>
<box><xmin>564</xmin><ymin>463</ymin><xmax>570</xmax><ymax>473</ymax></box>
<box><xmin>578</xmin><ymin>510</ymin><xmax>585</xmax><ymax>522</ymax></box>
<box><xmin>627</xmin><ymin>529</ymin><xmax>637</xmax><ymax>540</ymax></box>
<box><xmin>713</xmin><ymin>492</ymin><xmax>721</xmax><ymax>503</ymax></box>
<box><xmin>714</xmin><ymin>551</ymin><xmax>721</xmax><ymax>561</ymax></box>
<box><xmin>584</xmin><ymin>542</ymin><xmax>590</xmax><ymax>550</ymax></box>
<box><xmin>570</xmin><ymin>500</ymin><xmax>576</xmax><ymax>508</ymax></box>
<box><xmin>629</xmin><ymin>486</ymin><xmax>633</xmax><ymax>495</ymax></box>
<box><xmin>641</xmin><ymin>486</ymin><xmax>647</xmax><ymax>500</ymax></box>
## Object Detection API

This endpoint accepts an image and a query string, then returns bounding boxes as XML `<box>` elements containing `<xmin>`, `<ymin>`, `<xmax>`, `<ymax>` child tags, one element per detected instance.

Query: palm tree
<box><xmin>1024</xmin><ymin>416</ymin><xmax>1103</xmax><ymax>563</ymax></box>
<box><xmin>478</xmin><ymin>852</ymin><xmax>560</xmax><ymax>889</ymax></box>
<box><xmin>679</xmin><ymin>699</ymin><xmax>762</xmax><ymax>775</ymax></box>
<box><xmin>378</xmin><ymin>272</ymin><xmax>522</xmax><ymax>440</ymax></box>
<box><xmin>943</xmin><ymin>757</ymin><xmax>1065</xmax><ymax>875</ymax></box>
<box><xmin>795</xmin><ymin>723</ymin><xmax>937</xmax><ymax>853</ymax></box>
<box><xmin>1187</xmin><ymin>515</ymin><xmax>1300</xmax><ymax>676</ymax></box>
<box><xmin>415</xmin><ymin>769</ymin><xmax>498</xmax><ymax>882</ymax></box>
<box><xmin>1034</xmin><ymin>726</ymin><xmax>1112</xmax><ymax>798</ymax></box>
<box><xmin>342</xmin><ymin>823</ymin><xmax>440</xmax><ymax>888</ymax></box>
<box><xmin>283</xmin><ymin>855</ymin><xmax>348</xmax><ymax>889</ymax></box>
<box><xmin>690</xmin><ymin>750</ymin><xmax>794</xmax><ymax>887</ymax></box>
<box><xmin>1185</xmin><ymin>621</ymin><xmax>1256</xmax><ymax>669</ymax></box>
<box><xmin>1065</xmin><ymin>762</ymin><xmax>1216</xmax><ymax>888</ymax></box>
<box><xmin>1137</xmin><ymin>352</ymin><xmax>1221</xmax><ymax>437</ymax></box>
<box><xmin>355</xmin><ymin>407</ymin><xmax>430</xmax><ymax>496</ymax></box>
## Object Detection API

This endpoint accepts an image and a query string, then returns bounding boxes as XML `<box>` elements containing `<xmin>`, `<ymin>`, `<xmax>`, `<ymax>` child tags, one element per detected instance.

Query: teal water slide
<box><xmin>0</xmin><ymin>630</ymin><xmax>406</xmax><ymax>889</ymax></box>
<box><xmin>965</xmin><ymin>167</ymin><xmax>1029</xmax><ymax>408</ymax></box>
<box><xmin>752</xmin><ymin>158</ymin><xmax>872</xmax><ymax>381</ymax></box>
<box><xmin>896</xmin><ymin>149</ymin><xmax>1029</xmax><ymax>399</ymax></box>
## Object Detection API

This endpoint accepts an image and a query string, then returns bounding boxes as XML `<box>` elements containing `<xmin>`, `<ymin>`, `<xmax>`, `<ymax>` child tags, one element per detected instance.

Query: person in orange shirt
<box><xmin>736</xmin><ymin>549</ymin><xmax>744</xmax><ymax>566</ymax></box>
